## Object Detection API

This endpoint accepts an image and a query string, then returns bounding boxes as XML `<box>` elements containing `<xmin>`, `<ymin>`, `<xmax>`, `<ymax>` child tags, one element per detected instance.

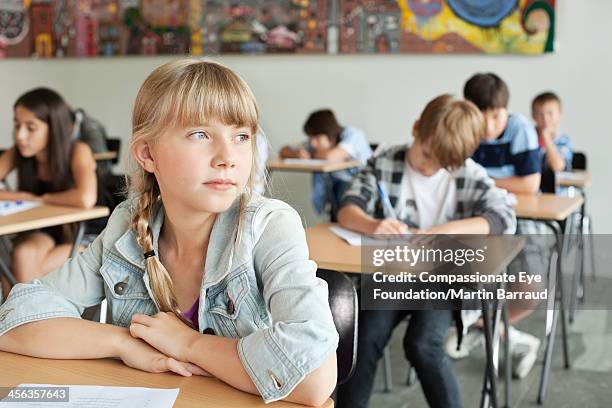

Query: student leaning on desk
<box><xmin>335</xmin><ymin>94</ymin><xmax>516</xmax><ymax>408</ymax></box>
<box><xmin>0</xmin><ymin>88</ymin><xmax>98</xmax><ymax>287</ymax></box>
<box><xmin>279</xmin><ymin>109</ymin><xmax>372</xmax><ymax>218</ymax></box>
<box><xmin>0</xmin><ymin>59</ymin><xmax>338</xmax><ymax>407</ymax></box>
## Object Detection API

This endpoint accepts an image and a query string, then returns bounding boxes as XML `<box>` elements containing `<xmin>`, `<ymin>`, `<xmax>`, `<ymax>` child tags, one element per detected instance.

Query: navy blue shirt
<box><xmin>472</xmin><ymin>112</ymin><xmax>541</xmax><ymax>178</ymax></box>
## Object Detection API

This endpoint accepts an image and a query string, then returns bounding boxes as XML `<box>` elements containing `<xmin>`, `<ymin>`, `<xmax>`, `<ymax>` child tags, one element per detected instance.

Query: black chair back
<box><xmin>316</xmin><ymin>269</ymin><xmax>358</xmax><ymax>385</ymax></box>
<box><xmin>572</xmin><ymin>152</ymin><xmax>587</xmax><ymax>170</ymax></box>
<box><xmin>106</xmin><ymin>138</ymin><xmax>121</xmax><ymax>165</ymax></box>
<box><xmin>540</xmin><ymin>167</ymin><xmax>557</xmax><ymax>193</ymax></box>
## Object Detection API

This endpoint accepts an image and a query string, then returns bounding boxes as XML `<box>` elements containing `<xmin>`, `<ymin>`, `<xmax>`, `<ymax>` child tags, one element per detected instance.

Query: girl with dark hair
<box><xmin>280</xmin><ymin>109</ymin><xmax>372</xmax><ymax>219</ymax></box>
<box><xmin>0</xmin><ymin>88</ymin><xmax>97</xmax><ymax>285</ymax></box>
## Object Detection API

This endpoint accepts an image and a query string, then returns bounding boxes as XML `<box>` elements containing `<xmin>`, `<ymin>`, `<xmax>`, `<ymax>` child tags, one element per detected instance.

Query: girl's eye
<box><xmin>235</xmin><ymin>133</ymin><xmax>251</xmax><ymax>143</ymax></box>
<box><xmin>189</xmin><ymin>131</ymin><xmax>209</xmax><ymax>141</ymax></box>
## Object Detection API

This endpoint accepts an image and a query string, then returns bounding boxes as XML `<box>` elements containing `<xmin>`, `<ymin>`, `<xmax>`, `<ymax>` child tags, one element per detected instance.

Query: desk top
<box><xmin>0</xmin><ymin>205</ymin><xmax>109</xmax><ymax>235</ymax></box>
<box><xmin>514</xmin><ymin>193</ymin><xmax>583</xmax><ymax>221</ymax></box>
<box><xmin>267</xmin><ymin>160</ymin><xmax>361</xmax><ymax>173</ymax></box>
<box><xmin>93</xmin><ymin>151</ymin><xmax>118</xmax><ymax>161</ymax></box>
<box><xmin>0</xmin><ymin>352</ymin><xmax>333</xmax><ymax>408</ymax></box>
<box><xmin>557</xmin><ymin>170</ymin><xmax>592</xmax><ymax>188</ymax></box>
<box><xmin>306</xmin><ymin>224</ymin><xmax>524</xmax><ymax>275</ymax></box>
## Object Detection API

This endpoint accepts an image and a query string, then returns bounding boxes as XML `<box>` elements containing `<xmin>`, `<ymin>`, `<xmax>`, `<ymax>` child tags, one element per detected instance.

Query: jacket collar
<box><xmin>113</xmin><ymin>196</ymin><xmax>243</xmax><ymax>287</ymax></box>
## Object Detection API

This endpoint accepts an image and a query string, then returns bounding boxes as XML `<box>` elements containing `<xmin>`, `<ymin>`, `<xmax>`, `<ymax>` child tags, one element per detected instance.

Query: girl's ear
<box><xmin>132</xmin><ymin>141</ymin><xmax>156</xmax><ymax>173</ymax></box>
<box><xmin>412</xmin><ymin>120</ymin><xmax>419</xmax><ymax>138</ymax></box>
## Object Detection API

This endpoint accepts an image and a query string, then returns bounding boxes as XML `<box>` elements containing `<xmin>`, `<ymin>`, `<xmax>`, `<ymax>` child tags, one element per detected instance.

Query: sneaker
<box><xmin>508</xmin><ymin>326</ymin><xmax>541</xmax><ymax>379</ymax></box>
<box><xmin>445</xmin><ymin>326</ymin><xmax>485</xmax><ymax>359</ymax></box>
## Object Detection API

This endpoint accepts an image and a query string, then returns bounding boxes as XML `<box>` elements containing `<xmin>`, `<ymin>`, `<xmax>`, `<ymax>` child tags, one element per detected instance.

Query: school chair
<box><xmin>105</xmin><ymin>138</ymin><xmax>122</xmax><ymax>165</ymax></box>
<box><xmin>316</xmin><ymin>269</ymin><xmax>358</xmax><ymax>387</ymax></box>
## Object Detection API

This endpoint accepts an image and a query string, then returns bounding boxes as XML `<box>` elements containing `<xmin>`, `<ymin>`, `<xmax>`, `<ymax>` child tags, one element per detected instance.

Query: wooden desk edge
<box><xmin>0</xmin><ymin>206</ymin><xmax>110</xmax><ymax>236</ymax></box>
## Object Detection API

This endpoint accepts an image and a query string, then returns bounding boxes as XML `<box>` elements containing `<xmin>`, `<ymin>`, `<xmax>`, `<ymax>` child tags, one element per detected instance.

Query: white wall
<box><xmin>1</xmin><ymin>0</ymin><xmax>610</xmax><ymax>231</ymax></box>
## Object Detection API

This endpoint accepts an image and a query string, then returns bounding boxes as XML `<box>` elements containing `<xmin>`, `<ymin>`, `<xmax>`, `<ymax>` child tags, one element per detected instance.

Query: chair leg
<box><xmin>406</xmin><ymin>365</ymin><xmax>417</xmax><ymax>386</ymax></box>
<box><xmin>584</xmin><ymin>215</ymin><xmax>597</xmax><ymax>282</ymax></box>
<box><xmin>382</xmin><ymin>346</ymin><xmax>393</xmax><ymax>393</ymax></box>
<box><xmin>569</xmin><ymin>212</ymin><xmax>584</xmax><ymax>324</ymax></box>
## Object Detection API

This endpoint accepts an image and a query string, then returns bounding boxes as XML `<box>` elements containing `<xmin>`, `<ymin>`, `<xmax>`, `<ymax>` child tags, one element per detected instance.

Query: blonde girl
<box><xmin>0</xmin><ymin>59</ymin><xmax>338</xmax><ymax>406</ymax></box>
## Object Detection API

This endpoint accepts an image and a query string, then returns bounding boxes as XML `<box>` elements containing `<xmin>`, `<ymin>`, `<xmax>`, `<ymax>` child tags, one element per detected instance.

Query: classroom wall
<box><xmin>1</xmin><ymin>0</ymin><xmax>611</xmax><ymax>231</ymax></box>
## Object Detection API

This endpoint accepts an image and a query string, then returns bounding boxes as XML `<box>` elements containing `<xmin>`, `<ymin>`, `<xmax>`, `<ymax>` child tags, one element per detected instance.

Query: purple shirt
<box><xmin>181</xmin><ymin>298</ymin><xmax>199</xmax><ymax>331</ymax></box>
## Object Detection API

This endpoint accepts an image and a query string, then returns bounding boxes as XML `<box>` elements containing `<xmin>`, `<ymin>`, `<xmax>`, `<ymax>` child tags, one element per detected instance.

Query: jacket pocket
<box><xmin>207</xmin><ymin>265</ymin><xmax>263</xmax><ymax>338</ymax></box>
<box><xmin>100</xmin><ymin>254</ymin><xmax>155</xmax><ymax>326</ymax></box>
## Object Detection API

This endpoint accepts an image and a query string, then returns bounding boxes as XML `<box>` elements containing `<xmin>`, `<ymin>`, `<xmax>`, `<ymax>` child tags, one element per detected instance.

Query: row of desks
<box><xmin>267</xmin><ymin>160</ymin><xmax>592</xmax><ymax>189</ymax></box>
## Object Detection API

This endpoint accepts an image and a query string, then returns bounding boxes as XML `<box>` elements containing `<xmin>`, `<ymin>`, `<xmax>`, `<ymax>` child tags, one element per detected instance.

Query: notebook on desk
<box><xmin>0</xmin><ymin>200</ymin><xmax>41</xmax><ymax>217</ymax></box>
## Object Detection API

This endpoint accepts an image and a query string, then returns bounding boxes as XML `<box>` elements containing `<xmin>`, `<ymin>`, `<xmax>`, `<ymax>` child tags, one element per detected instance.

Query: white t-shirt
<box><xmin>398</xmin><ymin>160</ymin><xmax>457</xmax><ymax>230</ymax></box>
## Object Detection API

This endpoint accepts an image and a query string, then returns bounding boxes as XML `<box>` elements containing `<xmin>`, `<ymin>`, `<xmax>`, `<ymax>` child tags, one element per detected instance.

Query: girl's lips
<box><xmin>203</xmin><ymin>179</ymin><xmax>236</xmax><ymax>191</ymax></box>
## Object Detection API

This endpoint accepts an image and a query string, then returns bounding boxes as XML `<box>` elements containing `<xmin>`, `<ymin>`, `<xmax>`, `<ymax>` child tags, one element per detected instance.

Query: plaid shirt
<box><xmin>340</xmin><ymin>144</ymin><xmax>517</xmax><ymax>234</ymax></box>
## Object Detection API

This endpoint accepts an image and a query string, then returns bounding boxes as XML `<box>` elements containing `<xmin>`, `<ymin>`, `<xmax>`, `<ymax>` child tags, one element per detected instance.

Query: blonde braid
<box><xmin>130</xmin><ymin>172</ymin><xmax>184</xmax><ymax>318</ymax></box>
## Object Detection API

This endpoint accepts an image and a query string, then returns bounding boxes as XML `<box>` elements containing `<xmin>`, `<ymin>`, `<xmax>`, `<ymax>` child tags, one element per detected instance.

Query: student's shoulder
<box><xmin>374</xmin><ymin>143</ymin><xmax>408</xmax><ymax>162</ymax></box>
<box><xmin>99</xmin><ymin>199</ymin><xmax>137</xmax><ymax>244</ymax></box>
<box><xmin>506</xmin><ymin>112</ymin><xmax>538</xmax><ymax>148</ymax></box>
<box><xmin>340</xmin><ymin>126</ymin><xmax>367</xmax><ymax>143</ymax></box>
<box><xmin>71</xmin><ymin>141</ymin><xmax>95</xmax><ymax>159</ymax></box>
<box><xmin>461</xmin><ymin>158</ymin><xmax>492</xmax><ymax>180</ymax></box>
<box><xmin>506</xmin><ymin>112</ymin><xmax>536</xmax><ymax>135</ymax></box>
<box><xmin>246</xmin><ymin>193</ymin><xmax>299</xmax><ymax>218</ymax></box>
<box><xmin>245</xmin><ymin>193</ymin><xmax>304</xmax><ymax>236</ymax></box>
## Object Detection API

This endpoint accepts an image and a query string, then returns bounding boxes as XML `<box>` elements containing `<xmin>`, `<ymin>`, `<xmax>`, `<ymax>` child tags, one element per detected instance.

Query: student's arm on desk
<box><xmin>0</xmin><ymin>224</ymin><xmax>203</xmax><ymax>377</ymax></box>
<box><xmin>131</xmin><ymin>322</ymin><xmax>336</xmax><ymax>407</ymax></box>
<box><xmin>338</xmin><ymin>204</ymin><xmax>408</xmax><ymax>234</ymax></box>
<box><xmin>312</xmin><ymin>146</ymin><xmax>351</xmax><ymax>161</ymax></box>
<box><xmin>494</xmin><ymin>173</ymin><xmax>540</xmax><ymax>195</ymax></box>
<box><xmin>41</xmin><ymin>142</ymin><xmax>98</xmax><ymax>208</ymax></box>
<box><xmin>279</xmin><ymin>145</ymin><xmax>310</xmax><ymax>159</ymax></box>
<box><xmin>0</xmin><ymin>319</ymin><xmax>203</xmax><ymax>377</ymax></box>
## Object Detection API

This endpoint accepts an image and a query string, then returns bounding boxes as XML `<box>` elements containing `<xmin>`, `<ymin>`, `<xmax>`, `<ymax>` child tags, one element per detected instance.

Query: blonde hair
<box><xmin>127</xmin><ymin>58</ymin><xmax>260</xmax><ymax>317</ymax></box>
<box><xmin>414</xmin><ymin>94</ymin><xmax>484</xmax><ymax>170</ymax></box>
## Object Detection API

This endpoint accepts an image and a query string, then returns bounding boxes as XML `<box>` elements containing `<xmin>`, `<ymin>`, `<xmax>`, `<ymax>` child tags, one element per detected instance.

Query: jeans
<box><xmin>311</xmin><ymin>172</ymin><xmax>352</xmax><ymax>221</ymax></box>
<box><xmin>336</xmin><ymin>309</ymin><xmax>463</xmax><ymax>408</ymax></box>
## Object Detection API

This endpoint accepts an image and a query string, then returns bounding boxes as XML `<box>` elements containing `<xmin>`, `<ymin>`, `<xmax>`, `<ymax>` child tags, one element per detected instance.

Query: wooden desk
<box><xmin>0</xmin><ymin>205</ymin><xmax>109</xmax><ymax>236</ymax></box>
<box><xmin>267</xmin><ymin>160</ymin><xmax>361</xmax><ymax>173</ymax></box>
<box><xmin>513</xmin><ymin>193</ymin><xmax>583</xmax><ymax>221</ymax></box>
<box><xmin>0</xmin><ymin>204</ymin><xmax>109</xmax><ymax>286</ymax></box>
<box><xmin>557</xmin><ymin>170</ymin><xmax>591</xmax><ymax>188</ymax></box>
<box><xmin>0</xmin><ymin>351</ymin><xmax>333</xmax><ymax>408</ymax></box>
<box><xmin>93</xmin><ymin>151</ymin><xmax>118</xmax><ymax>161</ymax></box>
<box><xmin>306</xmin><ymin>223</ymin><xmax>524</xmax><ymax>275</ymax></box>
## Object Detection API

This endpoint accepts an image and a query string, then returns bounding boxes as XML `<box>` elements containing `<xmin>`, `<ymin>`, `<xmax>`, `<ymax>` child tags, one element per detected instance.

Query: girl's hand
<box><xmin>118</xmin><ymin>333</ymin><xmax>209</xmax><ymax>377</ymax></box>
<box><xmin>130</xmin><ymin>312</ymin><xmax>199</xmax><ymax>363</ymax></box>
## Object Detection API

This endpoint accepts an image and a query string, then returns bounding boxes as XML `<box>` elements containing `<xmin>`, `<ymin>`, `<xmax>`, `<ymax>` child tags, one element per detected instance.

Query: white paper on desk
<box><xmin>0</xmin><ymin>200</ymin><xmax>41</xmax><ymax>216</ymax></box>
<box><xmin>329</xmin><ymin>226</ymin><xmax>410</xmax><ymax>246</ymax></box>
<box><xmin>557</xmin><ymin>171</ymin><xmax>582</xmax><ymax>181</ymax></box>
<box><xmin>282</xmin><ymin>158</ymin><xmax>335</xmax><ymax>165</ymax></box>
<box><xmin>2</xmin><ymin>384</ymin><xmax>179</xmax><ymax>408</ymax></box>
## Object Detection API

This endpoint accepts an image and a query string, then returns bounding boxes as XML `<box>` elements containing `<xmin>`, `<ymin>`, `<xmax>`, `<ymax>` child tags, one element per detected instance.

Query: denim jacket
<box><xmin>0</xmin><ymin>194</ymin><xmax>339</xmax><ymax>403</ymax></box>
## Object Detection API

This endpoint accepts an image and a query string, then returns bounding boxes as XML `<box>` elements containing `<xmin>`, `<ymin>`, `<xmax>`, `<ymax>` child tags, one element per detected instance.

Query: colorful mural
<box><xmin>0</xmin><ymin>0</ymin><xmax>555</xmax><ymax>58</ymax></box>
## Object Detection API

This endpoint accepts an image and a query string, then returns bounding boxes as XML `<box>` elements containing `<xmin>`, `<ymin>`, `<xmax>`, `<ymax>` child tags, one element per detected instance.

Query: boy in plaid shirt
<box><xmin>336</xmin><ymin>95</ymin><xmax>515</xmax><ymax>408</ymax></box>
